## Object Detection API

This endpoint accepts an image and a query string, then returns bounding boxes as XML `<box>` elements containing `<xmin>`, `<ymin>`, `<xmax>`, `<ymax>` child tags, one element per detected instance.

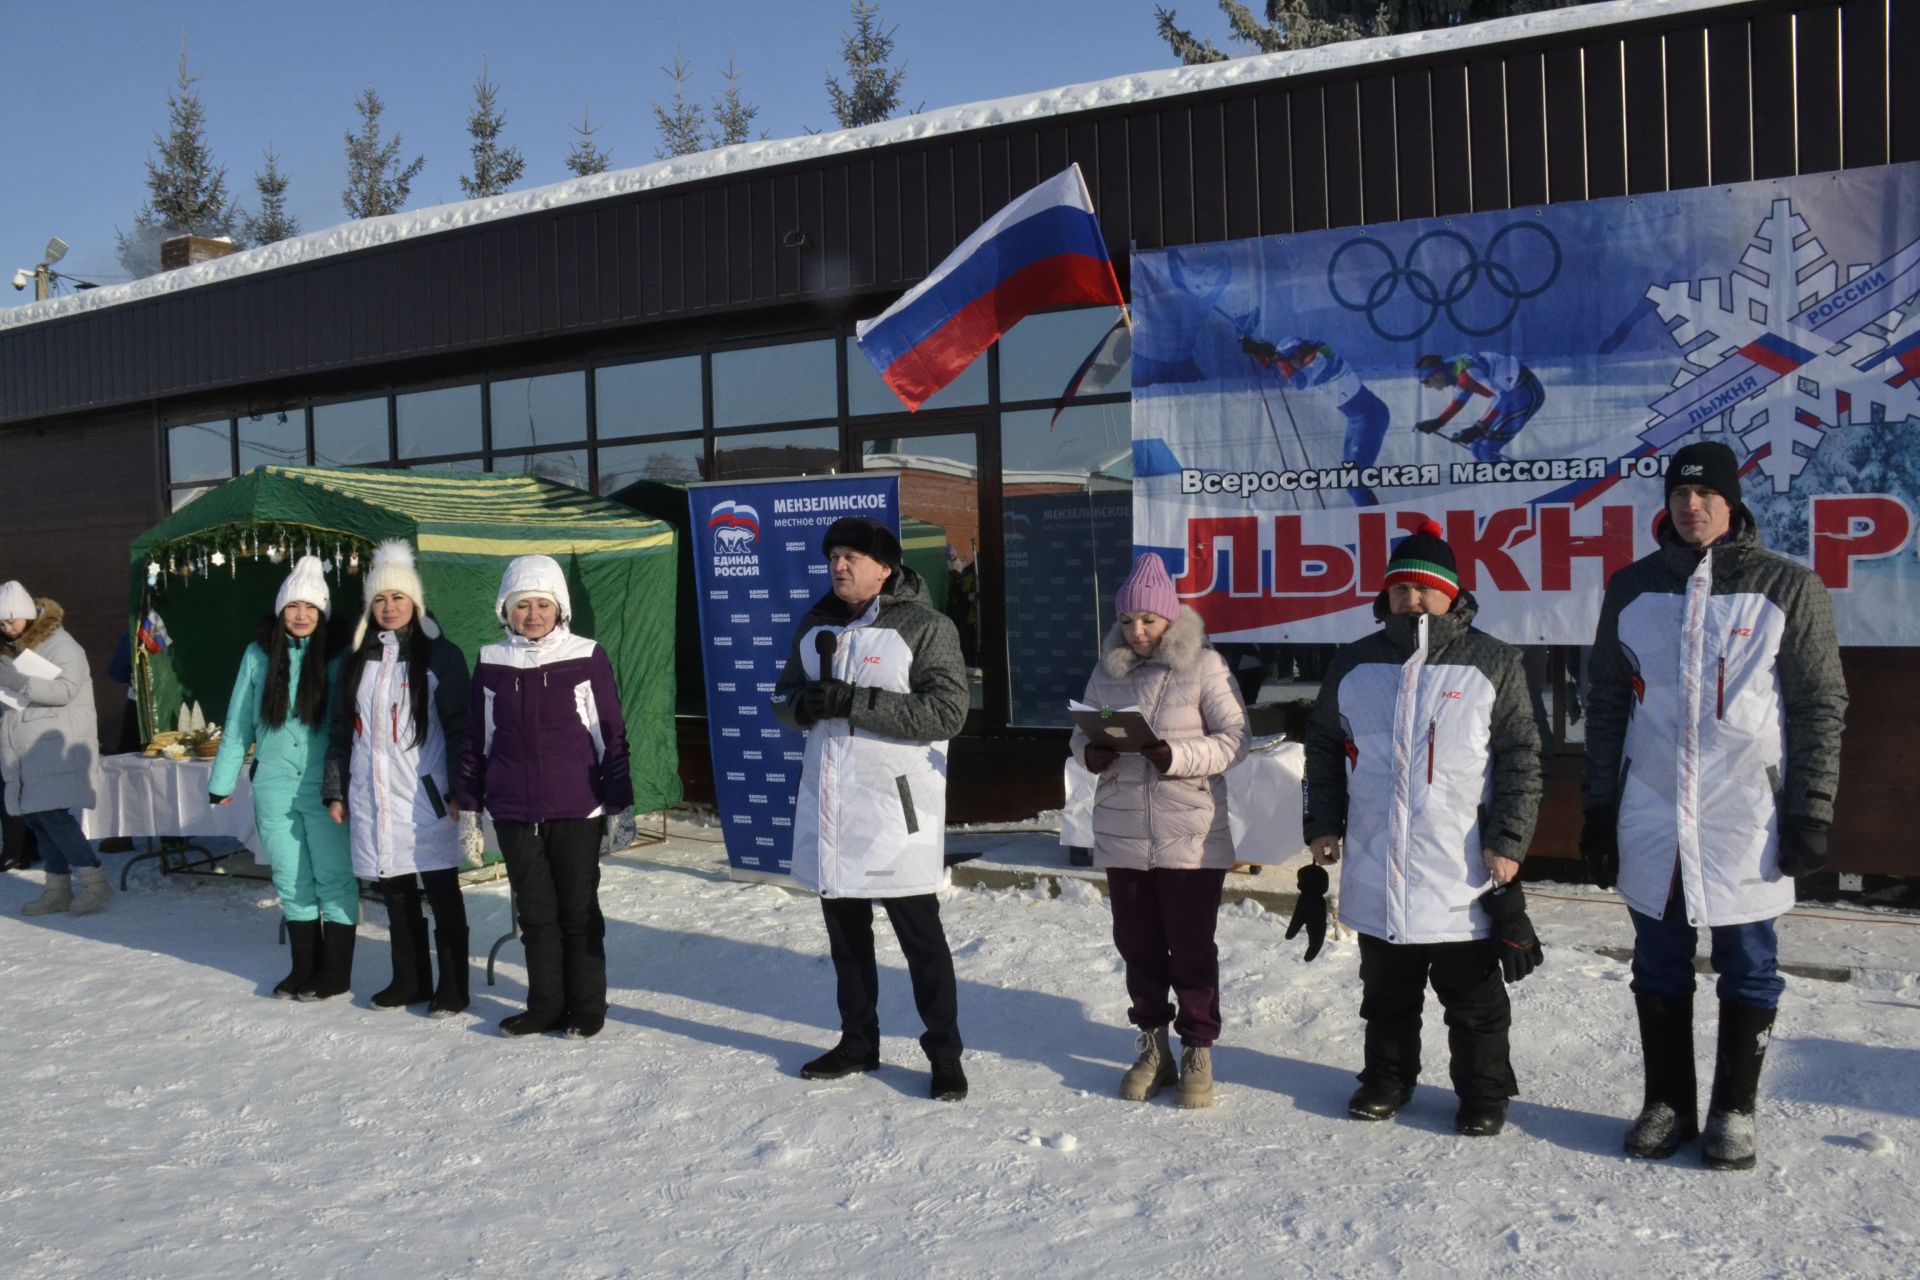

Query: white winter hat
<box><xmin>0</xmin><ymin>581</ymin><xmax>34</xmax><ymax>622</ymax></box>
<box><xmin>354</xmin><ymin>539</ymin><xmax>439</xmax><ymax>648</ymax></box>
<box><xmin>495</xmin><ymin>554</ymin><xmax>572</xmax><ymax>631</ymax></box>
<box><xmin>274</xmin><ymin>556</ymin><xmax>331</xmax><ymax>619</ymax></box>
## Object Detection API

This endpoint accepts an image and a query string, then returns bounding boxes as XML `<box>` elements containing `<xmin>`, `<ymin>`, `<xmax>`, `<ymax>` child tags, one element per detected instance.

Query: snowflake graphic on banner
<box><xmin>1640</xmin><ymin>197</ymin><xmax>1920</xmax><ymax>492</ymax></box>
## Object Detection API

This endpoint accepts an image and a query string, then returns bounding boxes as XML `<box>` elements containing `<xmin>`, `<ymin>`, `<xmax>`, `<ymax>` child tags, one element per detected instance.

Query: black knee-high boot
<box><xmin>373</xmin><ymin>878</ymin><xmax>433</xmax><ymax>1009</ymax></box>
<box><xmin>298</xmin><ymin>922</ymin><xmax>358</xmax><ymax>1001</ymax></box>
<box><xmin>1624</xmin><ymin>992</ymin><xmax>1699</xmax><ymax>1158</ymax></box>
<box><xmin>1704</xmin><ymin>1001</ymin><xmax>1775</xmax><ymax>1171</ymax></box>
<box><xmin>275</xmin><ymin>920</ymin><xmax>321</xmax><ymax>1001</ymax></box>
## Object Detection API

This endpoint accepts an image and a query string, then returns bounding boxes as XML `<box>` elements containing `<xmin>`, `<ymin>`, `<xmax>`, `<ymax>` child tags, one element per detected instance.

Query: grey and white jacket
<box><xmin>772</xmin><ymin>566</ymin><xmax>969</xmax><ymax>898</ymax></box>
<box><xmin>1583</xmin><ymin>509</ymin><xmax>1846</xmax><ymax>928</ymax></box>
<box><xmin>0</xmin><ymin>599</ymin><xmax>101</xmax><ymax>815</ymax></box>
<box><xmin>1304</xmin><ymin>590</ymin><xmax>1543</xmax><ymax>945</ymax></box>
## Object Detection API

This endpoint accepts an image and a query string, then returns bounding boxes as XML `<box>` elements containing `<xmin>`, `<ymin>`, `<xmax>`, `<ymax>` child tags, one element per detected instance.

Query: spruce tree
<box><xmin>652</xmin><ymin>53</ymin><xmax>709</xmax><ymax>159</ymax></box>
<box><xmin>241</xmin><ymin>147</ymin><xmax>300</xmax><ymax>246</ymax></box>
<box><xmin>565</xmin><ymin>102</ymin><xmax>612</xmax><ymax>177</ymax></box>
<box><xmin>1157</xmin><ymin>0</ymin><xmax>1598</xmax><ymax>63</ymax></box>
<box><xmin>459</xmin><ymin>57</ymin><xmax>527</xmax><ymax>199</ymax></box>
<box><xmin>709</xmin><ymin>56</ymin><xmax>761</xmax><ymax>148</ymax></box>
<box><xmin>826</xmin><ymin>0</ymin><xmax>906</xmax><ymax>129</ymax></box>
<box><xmin>342</xmin><ymin>86</ymin><xmax>427</xmax><ymax>219</ymax></box>
<box><xmin>116</xmin><ymin>53</ymin><xmax>238</xmax><ymax>278</ymax></box>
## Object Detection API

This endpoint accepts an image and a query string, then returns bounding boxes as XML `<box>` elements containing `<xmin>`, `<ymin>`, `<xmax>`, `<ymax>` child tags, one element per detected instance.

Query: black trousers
<box><xmin>820</xmin><ymin>894</ymin><xmax>962</xmax><ymax>1062</ymax></box>
<box><xmin>1357</xmin><ymin>932</ymin><xmax>1516</xmax><ymax>1102</ymax></box>
<box><xmin>497</xmin><ymin>818</ymin><xmax>607</xmax><ymax>1019</ymax></box>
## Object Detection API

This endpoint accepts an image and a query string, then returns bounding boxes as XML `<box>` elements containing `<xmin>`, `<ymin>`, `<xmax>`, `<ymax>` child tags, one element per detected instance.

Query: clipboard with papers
<box><xmin>1068</xmin><ymin>699</ymin><xmax>1158</xmax><ymax>752</ymax></box>
<box><xmin>0</xmin><ymin>647</ymin><xmax>59</xmax><ymax>713</ymax></box>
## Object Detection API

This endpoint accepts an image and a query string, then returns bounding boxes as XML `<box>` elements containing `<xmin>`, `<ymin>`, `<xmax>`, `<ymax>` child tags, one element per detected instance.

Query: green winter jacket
<box><xmin>210</xmin><ymin>637</ymin><xmax>341</xmax><ymax>809</ymax></box>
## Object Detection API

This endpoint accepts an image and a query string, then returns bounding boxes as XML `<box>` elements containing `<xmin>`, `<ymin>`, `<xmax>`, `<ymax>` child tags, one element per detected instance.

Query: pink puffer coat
<box><xmin>1068</xmin><ymin>606</ymin><xmax>1248</xmax><ymax>871</ymax></box>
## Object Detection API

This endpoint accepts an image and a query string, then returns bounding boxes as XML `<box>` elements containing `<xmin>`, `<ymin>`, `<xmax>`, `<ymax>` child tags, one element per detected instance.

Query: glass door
<box><xmin>849</xmin><ymin>423</ymin><xmax>990</xmax><ymax>719</ymax></box>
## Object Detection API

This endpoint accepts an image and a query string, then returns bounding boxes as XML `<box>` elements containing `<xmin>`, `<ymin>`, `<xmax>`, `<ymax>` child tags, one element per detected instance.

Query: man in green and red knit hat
<box><xmin>1302</xmin><ymin>518</ymin><xmax>1545</xmax><ymax>1137</ymax></box>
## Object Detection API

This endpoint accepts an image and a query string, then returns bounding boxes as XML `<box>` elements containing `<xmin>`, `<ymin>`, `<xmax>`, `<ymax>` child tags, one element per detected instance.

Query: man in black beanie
<box><xmin>1582</xmin><ymin>439</ymin><xmax>1846</xmax><ymax>1170</ymax></box>
<box><xmin>772</xmin><ymin>516</ymin><xmax>973</xmax><ymax>1101</ymax></box>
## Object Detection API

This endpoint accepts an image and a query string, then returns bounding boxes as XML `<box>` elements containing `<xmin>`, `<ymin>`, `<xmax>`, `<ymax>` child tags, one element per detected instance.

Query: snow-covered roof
<box><xmin>1</xmin><ymin>0</ymin><xmax>1746</xmax><ymax>333</ymax></box>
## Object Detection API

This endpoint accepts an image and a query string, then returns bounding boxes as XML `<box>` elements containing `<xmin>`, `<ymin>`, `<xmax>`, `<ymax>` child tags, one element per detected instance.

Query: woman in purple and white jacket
<box><xmin>457</xmin><ymin>554</ymin><xmax>632</xmax><ymax>1041</ymax></box>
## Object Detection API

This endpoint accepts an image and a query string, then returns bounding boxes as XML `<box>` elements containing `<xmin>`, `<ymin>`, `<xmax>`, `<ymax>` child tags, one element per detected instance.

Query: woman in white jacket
<box><xmin>1068</xmin><ymin>553</ymin><xmax>1247</xmax><ymax>1110</ymax></box>
<box><xmin>322</xmin><ymin>541</ymin><xmax>471</xmax><ymax>1014</ymax></box>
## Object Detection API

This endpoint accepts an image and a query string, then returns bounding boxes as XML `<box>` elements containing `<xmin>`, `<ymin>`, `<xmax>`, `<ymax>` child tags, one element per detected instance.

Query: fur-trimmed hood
<box><xmin>1100</xmin><ymin>604</ymin><xmax>1209</xmax><ymax>679</ymax></box>
<box><xmin>1</xmin><ymin>597</ymin><xmax>64</xmax><ymax>655</ymax></box>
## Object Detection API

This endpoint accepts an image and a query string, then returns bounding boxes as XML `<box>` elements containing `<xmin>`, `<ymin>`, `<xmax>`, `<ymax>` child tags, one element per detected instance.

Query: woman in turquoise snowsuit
<box><xmin>210</xmin><ymin>555</ymin><xmax>358</xmax><ymax>1001</ymax></box>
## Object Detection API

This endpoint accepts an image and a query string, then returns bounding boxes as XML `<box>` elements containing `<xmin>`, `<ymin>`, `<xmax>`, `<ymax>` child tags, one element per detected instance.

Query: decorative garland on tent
<box><xmin>143</xmin><ymin>522</ymin><xmax>377</xmax><ymax>588</ymax></box>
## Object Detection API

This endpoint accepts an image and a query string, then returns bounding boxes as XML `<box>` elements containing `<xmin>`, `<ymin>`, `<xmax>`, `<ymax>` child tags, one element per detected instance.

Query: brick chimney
<box><xmin>159</xmin><ymin>235</ymin><xmax>236</xmax><ymax>271</ymax></box>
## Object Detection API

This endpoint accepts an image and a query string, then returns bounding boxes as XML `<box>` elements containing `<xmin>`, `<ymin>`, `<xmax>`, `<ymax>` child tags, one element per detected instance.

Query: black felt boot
<box><xmin>372</xmin><ymin>882</ymin><xmax>432</xmax><ymax>1009</ymax></box>
<box><xmin>428</xmin><ymin>926</ymin><xmax>470</xmax><ymax>1018</ymax></box>
<box><xmin>1624</xmin><ymin>992</ymin><xmax>1700</xmax><ymax>1159</ymax></box>
<box><xmin>1703</xmin><ymin>1001</ymin><xmax>1775</xmax><ymax>1171</ymax></box>
<box><xmin>274</xmin><ymin>920</ymin><xmax>321</xmax><ymax>1000</ymax></box>
<box><xmin>298</xmin><ymin>922</ymin><xmax>357</xmax><ymax>1001</ymax></box>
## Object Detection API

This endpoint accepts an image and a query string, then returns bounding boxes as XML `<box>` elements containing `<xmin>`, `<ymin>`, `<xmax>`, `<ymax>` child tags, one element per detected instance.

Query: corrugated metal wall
<box><xmin>2</xmin><ymin>0</ymin><xmax>1912</xmax><ymax>427</ymax></box>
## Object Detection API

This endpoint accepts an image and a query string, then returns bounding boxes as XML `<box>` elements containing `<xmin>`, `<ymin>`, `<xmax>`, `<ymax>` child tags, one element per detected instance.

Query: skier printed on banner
<box><xmin>1413</xmin><ymin>352</ymin><xmax>1547</xmax><ymax>462</ymax></box>
<box><xmin>1241</xmin><ymin>334</ymin><xmax>1392</xmax><ymax>506</ymax></box>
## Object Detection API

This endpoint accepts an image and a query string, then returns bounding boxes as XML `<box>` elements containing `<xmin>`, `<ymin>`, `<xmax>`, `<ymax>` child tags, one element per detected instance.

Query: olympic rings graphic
<box><xmin>1326</xmin><ymin>222</ymin><xmax>1562</xmax><ymax>342</ymax></box>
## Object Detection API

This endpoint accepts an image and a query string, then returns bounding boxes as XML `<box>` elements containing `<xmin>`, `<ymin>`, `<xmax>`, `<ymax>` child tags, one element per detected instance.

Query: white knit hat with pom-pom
<box><xmin>274</xmin><ymin>555</ymin><xmax>331</xmax><ymax>619</ymax></box>
<box><xmin>354</xmin><ymin>539</ymin><xmax>440</xmax><ymax>647</ymax></box>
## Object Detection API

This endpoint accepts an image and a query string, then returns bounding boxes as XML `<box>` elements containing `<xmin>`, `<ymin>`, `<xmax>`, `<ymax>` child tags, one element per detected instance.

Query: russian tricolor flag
<box><xmin>856</xmin><ymin>164</ymin><xmax>1125</xmax><ymax>412</ymax></box>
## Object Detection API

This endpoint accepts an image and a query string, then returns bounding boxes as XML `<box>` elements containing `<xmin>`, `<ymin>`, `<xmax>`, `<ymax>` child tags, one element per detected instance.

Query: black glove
<box><xmin>1480</xmin><ymin>882</ymin><xmax>1543</xmax><ymax>983</ymax></box>
<box><xmin>1452</xmin><ymin>421</ymin><xmax>1489</xmax><ymax>446</ymax></box>
<box><xmin>1778</xmin><ymin>817</ymin><xmax>1829</xmax><ymax>877</ymax></box>
<box><xmin>1286</xmin><ymin>863</ymin><xmax>1329</xmax><ymax>962</ymax></box>
<box><xmin>1082</xmin><ymin>743</ymin><xmax>1118</xmax><ymax>774</ymax></box>
<box><xmin>1414</xmin><ymin>417</ymin><xmax>1445</xmax><ymax>435</ymax></box>
<box><xmin>1580</xmin><ymin>803</ymin><xmax>1619</xmax><ymax>890</ymax></box>
<box><xmin>1239</xmin><ymin>335</ymin><xmax>1279</xmax><ymax>361</ymax></box>
<box><xmin>795</xmin><ymin>679</ymin><xmax>855</xmax><ymax>725</ymax></box>
<box><xmin>1140</xmin><ymin>740</ymin><xmax>1173</xmax><ymax>774</ymax></box>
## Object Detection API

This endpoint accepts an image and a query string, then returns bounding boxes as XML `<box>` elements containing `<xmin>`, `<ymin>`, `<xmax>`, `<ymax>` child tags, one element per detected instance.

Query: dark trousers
<box><xmin>375</xmin><ymin>867</ymin><xmax>468</xmax><ymax>931</ymax></box>
<box><xmin>820</xmin><ymin>894</ymin><xmax>961</xmax><ymax>1062</ymax></box>
<box><xmin>1106</xmin><ymin>866</ymin><xmax>1228</xmax><ymax>1047</ymax></box>
<box><xmin>1357</xmin><ymin>932</ymin><xmax>1516</xmax><ymax>1102</ymax></box>
<box><xmin>497</xmin><ymin>818</ymin><xmax>607</xmax><ymax>1020</ymax></box>
<box><xmin>1630</xmin><ymin>888</ymin><xmax>1783</xmax><ymax>1010</ymax></box>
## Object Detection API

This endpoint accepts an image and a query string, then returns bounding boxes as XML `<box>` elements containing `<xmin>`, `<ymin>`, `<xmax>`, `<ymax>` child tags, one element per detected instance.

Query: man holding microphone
<box><xmin>773</xmin><ymin>517</ymin><xmax>973</xmax><ymax>1101</ymax></box>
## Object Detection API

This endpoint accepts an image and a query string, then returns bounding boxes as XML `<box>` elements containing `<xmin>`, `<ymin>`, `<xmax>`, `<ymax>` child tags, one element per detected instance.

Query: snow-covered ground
<box><xmin>5</xmin><ymin>827</ymin><xmax>1917</xmax><ymax>1279</ymax></box>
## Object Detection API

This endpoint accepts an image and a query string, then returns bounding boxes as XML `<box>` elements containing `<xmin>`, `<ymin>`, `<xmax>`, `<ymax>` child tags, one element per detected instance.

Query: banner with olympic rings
<box><xmin>1129</xmin><ymin>161</ymin><xmax>1920</xmax><ymax>646</ymax></box>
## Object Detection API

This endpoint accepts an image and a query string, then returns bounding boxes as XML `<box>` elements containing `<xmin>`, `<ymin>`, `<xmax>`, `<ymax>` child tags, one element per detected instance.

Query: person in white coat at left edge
<box><xmin>772</xmin><ymin>517</ymin><xmax>971</xmax><ymax>1102</ymax></box>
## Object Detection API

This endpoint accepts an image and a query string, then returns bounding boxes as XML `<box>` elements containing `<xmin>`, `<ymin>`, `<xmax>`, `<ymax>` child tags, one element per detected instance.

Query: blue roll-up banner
<box><xmin>687</xmin><ymin>473</ymin><xmax>901</xmax><ymax>882</ymax></box>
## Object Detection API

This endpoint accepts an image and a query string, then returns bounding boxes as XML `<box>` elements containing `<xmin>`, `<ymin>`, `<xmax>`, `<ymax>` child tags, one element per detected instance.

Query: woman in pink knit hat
<box><xmin>1068</xmin><ymin>552</ymin><xmax>1248</xmax><ymax>1109</ymax></box>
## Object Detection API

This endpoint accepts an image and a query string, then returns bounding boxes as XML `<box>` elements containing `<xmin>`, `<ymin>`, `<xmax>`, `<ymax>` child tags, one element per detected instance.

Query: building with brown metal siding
<box><xmin>0</xmin><ymin>0</ymin><xmax>1913</xmax><ymax>877</ymax></box>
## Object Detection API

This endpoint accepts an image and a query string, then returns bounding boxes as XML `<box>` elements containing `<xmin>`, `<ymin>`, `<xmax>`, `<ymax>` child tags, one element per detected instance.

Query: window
<box><xmin>597</xmin><ymin>438</ymin><xmax>706</xmax><ymax>495</ymax></box>
<box><xmin>492</xmin><ymin>448</ymin><xmax>590</xmax><ymax>489</ymax></box>
<box><xmin>846</xmin><ymin>337</ymin><xmax>986</xmax><ymax>415</ymax></box>
<box><xmin>711</xmin><ymin>340</ymin><xmax>836</xmax><ymax>427</ymax></box>
<box><xmin>712</xmin><ymin>426</ymin><xmax>839</xmax><ymax>481</ymax></box>
<box><xmin>312</xmin><ymin>398</ymin><xmax>389</xmax><ymax>468</ymax></box>
<box><xmin>1000</xmin><ymin>406</ymin><xmax>1135</xmax><ymax>728</ymax></box>
<box><xmin>597</xmin><ymin>356</ymin><xmax>702</xmax><ymax>440</ymax></box>
<box><xmin>168</xmin><ymin>418</ymin><xmax>232</xmax><ymax>484</ymax></box>
<box><xmin>490</xmin><ymin>372</ymin><xmax>587</xmax><ymax>450</ymax></box>
<box><xmin>396</xmin><ymin>385</ymin><xmax>481</xmax><ymax>459</ymax></box>
<box><xmin>999</xmin><ymin>307</ymin><xmax>1130</xmax><ymax>403</ymax></box>
<box><xmin>238</xmin><ymin>409</ymin><xmax>307</xmax><ymax>470</ymax></box>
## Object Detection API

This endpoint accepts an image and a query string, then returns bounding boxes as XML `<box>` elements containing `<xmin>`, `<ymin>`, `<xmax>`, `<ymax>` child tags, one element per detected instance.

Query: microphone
<box><xmin>814</xmin><ymin>628</ymin><xmax>837</xmax><ymax>679</ymax></box>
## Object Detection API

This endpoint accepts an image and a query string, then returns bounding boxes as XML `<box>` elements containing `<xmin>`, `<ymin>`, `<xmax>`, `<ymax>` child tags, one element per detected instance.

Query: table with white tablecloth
<box><xmin>1057</xmin><ymin>734</ymin><xmax>1307</xmax><ymax>865</ymax></box>
<box><xmin>81</xmin><ymin>754</ymin><xmax>265</xmax><ymax>887</ymax></box>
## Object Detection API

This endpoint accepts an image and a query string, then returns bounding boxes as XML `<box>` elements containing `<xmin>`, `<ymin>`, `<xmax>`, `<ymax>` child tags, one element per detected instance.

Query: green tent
<box><xmin>129</xmin><ymin>465</ymin><xmax>681</xmax><ymax>813</ymax></box>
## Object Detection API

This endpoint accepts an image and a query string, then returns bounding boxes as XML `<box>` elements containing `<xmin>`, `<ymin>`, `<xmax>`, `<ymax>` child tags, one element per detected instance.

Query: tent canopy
<box><xmin>130</xmin><ymin>465</ymin><xmax>681</xmax><ymax>813</ymax></box>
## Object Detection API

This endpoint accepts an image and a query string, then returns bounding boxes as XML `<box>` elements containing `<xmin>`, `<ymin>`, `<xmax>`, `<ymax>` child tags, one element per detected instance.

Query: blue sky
<box><xmin>2</xmin><ymin>1</ymin><xmax>1188</xmax><ymax>306</ymax></box>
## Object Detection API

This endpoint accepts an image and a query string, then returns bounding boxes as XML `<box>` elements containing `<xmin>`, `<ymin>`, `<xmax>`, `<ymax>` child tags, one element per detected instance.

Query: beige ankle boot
<box><xmin>70</xmin><ymin>867</ymin><xmax>112</xmax><ymax>915</ymax></box>
<box><xmin>22</xmin><ymin>873</ymin><xmax>72</xmax><ymax>916</ymax></box>
<box><xmin>1119</xmin><ymin>1027</ymin><xmax>1177</xmax><ymax>1101</ymax></box>
<box><xmin>1177</xmin><ymin>1044</ymin><xmax>1214</xmax><ymax>1109</ymax></box>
